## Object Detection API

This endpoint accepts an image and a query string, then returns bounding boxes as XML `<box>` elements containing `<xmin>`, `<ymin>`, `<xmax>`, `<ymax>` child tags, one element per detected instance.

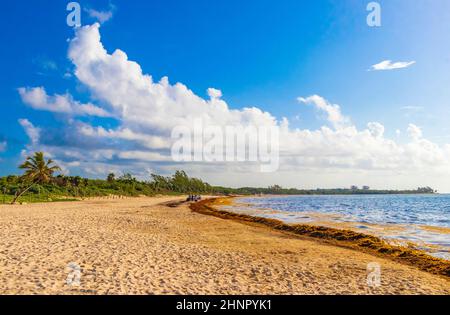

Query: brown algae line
<box><xmin>189</xmin><ymin>197</ymin><xmax>450</xmax><ymax>278</ymax></box>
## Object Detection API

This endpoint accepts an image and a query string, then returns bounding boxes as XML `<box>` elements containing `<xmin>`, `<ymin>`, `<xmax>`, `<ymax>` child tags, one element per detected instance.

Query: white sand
<box><xmin>0</xmin><ymin>197</ymin><xmax>448</xmax><ymax>295</ymax></box>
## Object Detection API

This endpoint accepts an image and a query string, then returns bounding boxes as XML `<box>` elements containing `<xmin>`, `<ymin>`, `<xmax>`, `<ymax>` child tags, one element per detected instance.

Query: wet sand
<box><xmin>0</xmin><ymin>196</ymin><xmax>449</xmax><ymax>294</ymax></box>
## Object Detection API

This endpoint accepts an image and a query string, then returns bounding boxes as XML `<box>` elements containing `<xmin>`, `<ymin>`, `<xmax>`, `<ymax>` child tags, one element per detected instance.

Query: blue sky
<box><xmin>1</xmin><ymin>0</ymin><xmax>450</xmax><ymax>190</ymax></box>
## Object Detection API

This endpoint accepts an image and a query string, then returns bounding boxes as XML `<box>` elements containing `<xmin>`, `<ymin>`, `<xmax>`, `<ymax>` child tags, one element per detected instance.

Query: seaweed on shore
<box><xmin>190</xmin><ymin>197</ymin><xmax>450</xmax><ymax>278</ymax></box>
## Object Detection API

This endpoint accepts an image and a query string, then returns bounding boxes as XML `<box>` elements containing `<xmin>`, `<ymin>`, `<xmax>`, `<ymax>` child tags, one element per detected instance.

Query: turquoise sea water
<box><xmin>222</xmin><ymin>194</ymin><xmax>450</xmax><ymax>260</ymax></box>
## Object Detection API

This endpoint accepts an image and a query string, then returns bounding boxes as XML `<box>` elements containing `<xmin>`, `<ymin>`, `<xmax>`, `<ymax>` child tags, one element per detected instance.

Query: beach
<box><xmin>0</xmin><ymin>196</ymin><xmax>449</xmax><ymax>295</ymax></box>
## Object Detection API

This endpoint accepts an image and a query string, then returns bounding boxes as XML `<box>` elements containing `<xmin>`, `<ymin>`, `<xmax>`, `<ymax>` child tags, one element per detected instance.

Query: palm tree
<box><xmin>107</xmin><ymin>173</ymin><xmax>116</xmax><ymax>183</ymax></box>
<box><xmin>11</xmin><ymin>152</ymin><xmax>61</xmax><ymax>204</ymax></box>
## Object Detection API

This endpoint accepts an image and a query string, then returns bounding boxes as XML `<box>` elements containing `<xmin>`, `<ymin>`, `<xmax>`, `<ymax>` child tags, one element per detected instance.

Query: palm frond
<box><xmin>18</xmin><ymin>152</ymin><xmax>61</xmax><ymax>184</ymax></box>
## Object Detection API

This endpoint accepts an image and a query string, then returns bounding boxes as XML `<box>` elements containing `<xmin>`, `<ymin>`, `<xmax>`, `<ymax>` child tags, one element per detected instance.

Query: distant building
<box><xmin>351</xmin><ymin>185</ymin><xmax>358</xmax><ymax>190</ymax></box>
<box><xmin>363</xmin><ymin>186</ymin><xmax>370</xmax><ymax>191</ymax></box>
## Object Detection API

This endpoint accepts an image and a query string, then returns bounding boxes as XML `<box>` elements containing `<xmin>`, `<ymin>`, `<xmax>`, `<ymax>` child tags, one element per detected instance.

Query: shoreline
<box><xmin>224</xmin><ymin>195</ymin><xmax>450</xmax><ymax>261</ymax></box>
<box><xmin>190</xmin><ymin>197</ymin><xmax>450</xmax><ymax>278</ymax></box>
<box><xmin>0</xmin><ymin>191</ymin><xmax>441</xmax><ymax>206</ymax></box>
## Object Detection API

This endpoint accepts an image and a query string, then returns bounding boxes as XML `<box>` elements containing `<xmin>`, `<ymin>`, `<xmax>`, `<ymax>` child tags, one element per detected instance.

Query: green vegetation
<box><xmin>1</xmin><ymin>170</ymin><xmax>213</xmax><ymax>204</ymax></box>
<box><xmin>10</xmin><ymin>152</ymin><xmax>61</xmax><ymax>204</ymax></box>
<box><xmin>214</xmin><ymin>185</ymin><xmax>436</xmax><ymax>196</ymax></box>
<box><xmin>0</xmin><ymin>151</ymin><xmax>436</xmax><ymax>204</ymax></box>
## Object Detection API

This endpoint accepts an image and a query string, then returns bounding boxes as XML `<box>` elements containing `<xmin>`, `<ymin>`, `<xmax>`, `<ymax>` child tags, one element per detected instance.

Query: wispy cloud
<box><xmin>39</xmin><ymin>59</ymin><xmax>57</xmax><ymax>71</ymax></box>
<box><xmin>401</xmin><ymin>105</ymin><xmax>424</xmax><ymax>113</ymax></box>
<box><xmin>32</xmin><ymin>56</ymin><xmax>58</xmax><ymax>77</ymax></box>
<box><xmin>18</xmin><ymin>119</ymin><xmax>40</xmax><ymax>145</ymax></box>
<box><xmin>401</xmin><ymin>106</ymin><xmax>424</xmax><ymax>111</ymax></box>
<box><xmin>401</xmin><ymin>105</ymin><xmax>425</xmax><ymax>118</ymax></box>
<box><xmin>18</xmin><ymin>87</ymin><xmax>112</xmax><ymax>118</ymax></box>
<box><xmin>369</xmin><ymin>60</ymin><xmax>416</xmax><ymax>71</ymax></box>
<box><xmin>85</xmin><ymin>4</ymin><xmax>115</xmax><ymax>24</ymax></box>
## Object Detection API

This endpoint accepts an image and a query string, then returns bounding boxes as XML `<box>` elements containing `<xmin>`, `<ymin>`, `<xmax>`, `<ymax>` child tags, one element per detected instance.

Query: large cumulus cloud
<box><xmin>17</xmin><ymin>24</ymin><xmax>450</xmax><ymax>189</ymax></box>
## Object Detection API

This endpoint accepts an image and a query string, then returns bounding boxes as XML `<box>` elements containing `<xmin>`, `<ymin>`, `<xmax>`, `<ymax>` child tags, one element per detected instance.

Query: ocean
<box><xmin>221</xmin><ymin>194</ymin><xmax>450</xmax><ymax>260</ymax></box>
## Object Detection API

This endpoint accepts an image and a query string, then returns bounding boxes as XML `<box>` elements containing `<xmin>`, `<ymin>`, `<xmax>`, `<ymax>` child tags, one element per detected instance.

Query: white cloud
<box><xmin>78</xmin><ymin>124</ymin><xmax>170</xmax><ymax>150</ymax></box>
<box><xmin>207</xmin><ymin>88</ymin><xmax>223</xmax><ymax>99</ymax></box>
<box><xmin>117</xmin><ymin>151</ymin><xmax>171</xmax><ymax>162</ymax></box>
<box><xmin>36</xmin><ymin>58</ymin><xmax>57</xmax><ymax>71</ymax></box>
<box><xmin>0</xmin><ymin>141</ymin><xmax>6</xmax><ymax>152</ymax></box>
<box><xmin>16</xmin><ymin>24</ymin><xmax>450</xmax><ymax>190</ymax></box>
<box><xmin>298</xmin><ymin>95</ymin><xmax>350</xmax><ymax>129</ymax></box>
<box><xmin>18</xmin><ymin>87</ymin><xmax>111</xmax><ymax>117</ymax></box>
<box><xmin>85</xmin><ymin>5</ymin><xmax>115</xmax><ymax>24</ymax></box>
<box><xmin>18</xmin><ymin>119</ymin><xmax>40</xmax><ymax>145</ymax></box>
<box><xmin>68</xmin><ymin>24</ymin><xmax>277</xmax><ymax>133</ymax></box>
<box><xmin>401</xmin><ymin>106</ymin><xmax>424</xmax><ymax>112</ymax></box>
<box><xmin>370</xmin><ymin>60</ymin><xmax>416</xmax><ymax>71</ymax></box>
<box><xmin>407</xmin><ymin>123</ymin><xmax>423</xmax><ymax>140</ymax></box>
<box><xmin>367</xmin><ymin>122</ymin><xmax>385</xmax><ymax>138</ymax></box>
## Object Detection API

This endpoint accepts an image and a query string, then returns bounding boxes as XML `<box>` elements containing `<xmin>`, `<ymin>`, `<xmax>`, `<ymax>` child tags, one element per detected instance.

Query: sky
<box><xmin>1</xmin><ymin>0</ymin><xmax>450</xmax><ymax>191</ymax></box>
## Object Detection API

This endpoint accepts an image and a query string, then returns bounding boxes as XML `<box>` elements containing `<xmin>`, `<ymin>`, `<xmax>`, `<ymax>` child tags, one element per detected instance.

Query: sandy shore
<box><xmin>0</xmin><ymin>196</ymin><xmax>449</xmax><ymax>294</ymax></box>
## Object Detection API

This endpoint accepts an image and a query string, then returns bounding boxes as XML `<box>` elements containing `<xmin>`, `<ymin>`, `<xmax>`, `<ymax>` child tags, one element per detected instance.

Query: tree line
<box><xmin>214</xmin><ymin>186</ymin><xmax>436</xmax><ymax>196</ymax></box>
<box><xmin>0</xmin><ymin>152</ymin><xmax>436</xmax><ymax>204</ymax></box>
<box><xmin>1</xmin><ymin>152</ymin><xmax>214</xmax><ymax>204</ymax></box>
